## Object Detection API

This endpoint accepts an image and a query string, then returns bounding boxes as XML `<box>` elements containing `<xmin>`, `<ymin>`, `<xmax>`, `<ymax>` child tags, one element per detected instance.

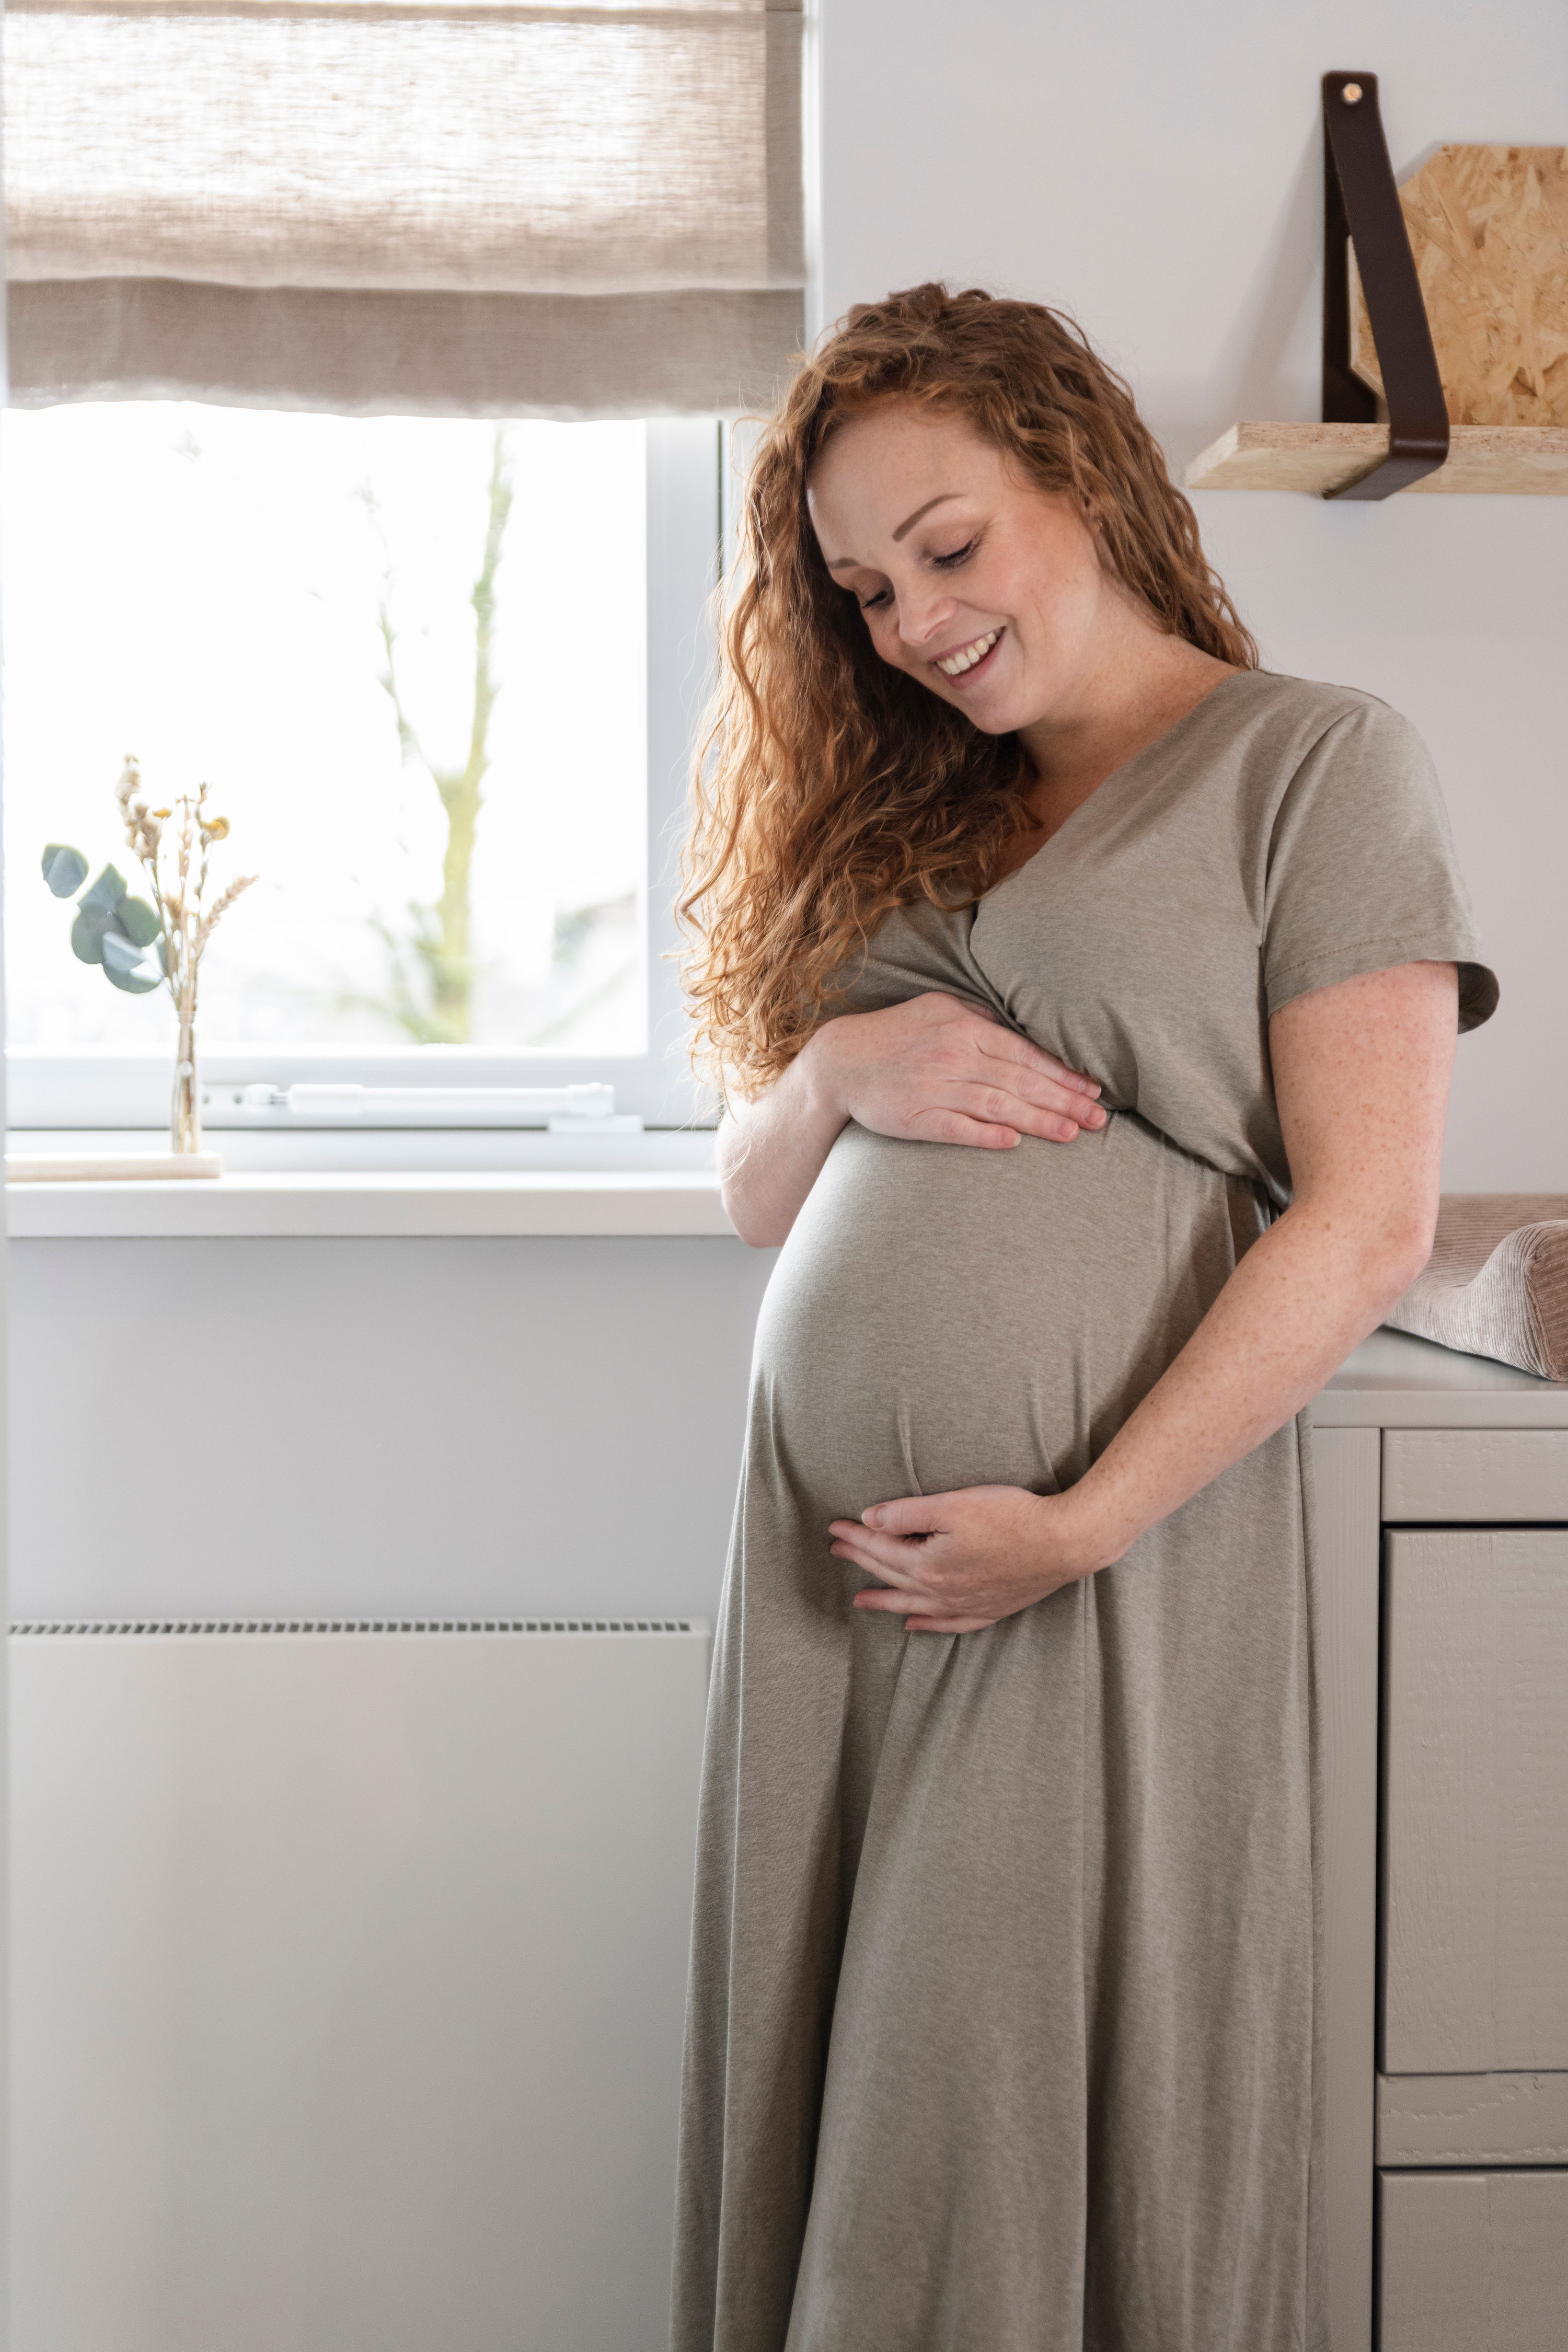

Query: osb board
<box><xmin>1351</xmin><ymin>145</ymin><xmax>1568</xmax><ymax>425</ymax></box>
<box><xmin>1185</xmin><ymin>420</ymin><xmax>1568</xmax><ymax>495</ymax></box>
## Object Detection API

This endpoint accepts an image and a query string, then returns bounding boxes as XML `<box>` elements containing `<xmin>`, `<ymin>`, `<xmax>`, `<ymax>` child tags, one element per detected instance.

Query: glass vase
<box><xmin>171</xmin><ymin>1011</ymin><xmax>202</xmax><ymax>1155</ymax></box>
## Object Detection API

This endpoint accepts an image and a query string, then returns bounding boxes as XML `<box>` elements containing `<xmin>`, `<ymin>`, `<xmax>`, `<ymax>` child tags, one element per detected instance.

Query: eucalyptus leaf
<box><xmin>118</xmin><ymin>896</ymin><xmax>162</xmax><ymax>949</ymax></box>
<box><xmin>101</xmin><ymin>929</ymin><xmax>154</xmax><ymax>978</ymax></box>
<box><xmin>102</xmin><ymin>957</ymin><xmax>162</xmax><ymax>995</ymax></box>
<box><xmin>78</xmin><ymin>863</ymin><xmax>128</xmax><ymax>915</ymax></box>
<box><xmin>70</xmin><ymin>904</ymin><xmax>114</xmax><ymax>965</ymax></box>
<box><xmin>42</xmin><ymin>844</ymin><xmax>89</xmax><ymax>898</ymax></box>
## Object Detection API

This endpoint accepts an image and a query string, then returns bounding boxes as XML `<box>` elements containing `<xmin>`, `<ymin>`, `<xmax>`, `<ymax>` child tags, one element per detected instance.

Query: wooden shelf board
<box><xmin>1185</xmin><ymin>421</ymin><xmax>1568</xmax><ymax>496</ymax></box>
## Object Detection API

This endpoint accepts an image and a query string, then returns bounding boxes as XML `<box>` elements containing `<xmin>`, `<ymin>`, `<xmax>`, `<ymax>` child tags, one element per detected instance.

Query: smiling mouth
<box><xmin>934</xmin><ymin>627</ymin><xmax>1002</xmax><ymax>681</ymax></box>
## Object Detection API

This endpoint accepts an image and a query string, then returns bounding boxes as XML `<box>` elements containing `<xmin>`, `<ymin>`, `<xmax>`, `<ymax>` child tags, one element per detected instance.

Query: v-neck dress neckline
<box><xmin>980</xmin><ymin>665</ymin><xmax>1261</xmax><ymax>908</ymax></box>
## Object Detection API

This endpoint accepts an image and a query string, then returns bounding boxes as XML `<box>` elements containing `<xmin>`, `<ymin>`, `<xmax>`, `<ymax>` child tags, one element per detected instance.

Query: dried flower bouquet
<box><xmin>42</xmin><ymin>757</ymin><xmax>257</xmax><ymax>1153</ymax></box>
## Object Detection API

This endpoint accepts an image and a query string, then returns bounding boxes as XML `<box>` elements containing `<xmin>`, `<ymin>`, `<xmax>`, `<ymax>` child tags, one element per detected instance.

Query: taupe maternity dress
<box><xmin>674</xmin><ymin>672</ymin><xmax>1496</xmax><ymax>2352</ymax></box>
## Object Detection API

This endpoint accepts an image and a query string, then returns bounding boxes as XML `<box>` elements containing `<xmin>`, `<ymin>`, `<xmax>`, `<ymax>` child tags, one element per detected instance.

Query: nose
<box><xmin>895</xmin><ymin>580</ymin><xmax>960</xmax><ymax>653</ymax></box>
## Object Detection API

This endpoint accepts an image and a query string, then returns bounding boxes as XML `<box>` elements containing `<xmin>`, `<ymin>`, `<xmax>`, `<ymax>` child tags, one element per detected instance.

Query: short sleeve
<box><xmin>1263</xmin><ymin>698</ymin><xmax>1498</xmax><ymax>1033</ymax></box>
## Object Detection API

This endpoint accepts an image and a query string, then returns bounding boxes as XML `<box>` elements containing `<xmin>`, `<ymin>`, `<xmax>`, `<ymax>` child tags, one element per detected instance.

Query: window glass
<box><xmin>3</xmin><ymin>406</ymin><xmax>648</xmax><ymax>1055</ymax></box>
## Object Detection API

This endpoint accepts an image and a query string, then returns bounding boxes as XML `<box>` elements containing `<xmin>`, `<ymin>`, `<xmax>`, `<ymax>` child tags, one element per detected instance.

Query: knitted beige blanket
<box><xmin>1387</xmin><ymin>1194</ymin><xmax>1568</xmax><ymax>1381</ymax></box>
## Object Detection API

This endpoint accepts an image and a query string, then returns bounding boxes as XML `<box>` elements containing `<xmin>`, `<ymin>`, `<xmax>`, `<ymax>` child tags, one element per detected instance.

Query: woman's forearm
<box><xmin>1057</xmin><ymin>1191</ymin><xmax>1428</xmax><ymax>1569</ymax></box>
<box><xmin>718</xmin><ymin>1041</ymin><xmax>848</xmax><ymax>1247</ymax></box>
<box><xmin>1058</xmin><ymin>960</ymin><xmax>1455</xmax><ymax>1571</ymax></box>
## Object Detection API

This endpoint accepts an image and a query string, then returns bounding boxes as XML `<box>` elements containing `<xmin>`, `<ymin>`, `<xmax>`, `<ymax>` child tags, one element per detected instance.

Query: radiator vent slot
<box><xmin>11</xmin><ymin>1616</ymin><xmax>705</xmax><ymax>1639</ymax></box>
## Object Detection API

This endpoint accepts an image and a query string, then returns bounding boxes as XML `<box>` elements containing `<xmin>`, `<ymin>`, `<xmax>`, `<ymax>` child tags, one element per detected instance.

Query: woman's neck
<box><xmin>1012</xmin><ymin>634</ymin><xmax>1241</xmax><ymax>856</ymax></box>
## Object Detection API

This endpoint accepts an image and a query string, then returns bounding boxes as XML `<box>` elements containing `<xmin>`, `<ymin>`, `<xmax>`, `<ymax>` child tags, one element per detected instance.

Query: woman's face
<box><xmin>805</xmin><ymin>404</ymin><xmax>1124</xmax><ymax>736</ymax></box>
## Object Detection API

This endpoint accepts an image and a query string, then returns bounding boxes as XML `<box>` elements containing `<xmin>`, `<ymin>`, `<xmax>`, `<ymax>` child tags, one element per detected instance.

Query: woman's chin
<box><xmin>950</xmin><ymin>684</ymin><xmax>1033</xmax><ymax>737</ymax></box>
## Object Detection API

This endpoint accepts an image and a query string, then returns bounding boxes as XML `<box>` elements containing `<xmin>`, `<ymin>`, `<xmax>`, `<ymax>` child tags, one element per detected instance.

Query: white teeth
<box><xmin>937</xmin><ymin>629</ymin><xmax>999</xmax><ymax>677</ymax></box>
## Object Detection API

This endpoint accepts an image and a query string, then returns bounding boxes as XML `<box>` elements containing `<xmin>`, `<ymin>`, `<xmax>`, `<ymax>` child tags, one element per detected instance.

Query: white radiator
<box><xmin>9</xmin><ymin>1618</ymin><xmax>711</xmax><ymax>2352</ymax></box>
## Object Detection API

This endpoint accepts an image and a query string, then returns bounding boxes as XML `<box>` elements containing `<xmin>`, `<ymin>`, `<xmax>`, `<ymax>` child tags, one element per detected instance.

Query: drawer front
<box><xmin>1378</xmin><ymin>2071</ymin><xmax>1568</xmax><ymax>2165</ymax></box>
<box><xmin>1380</xmin><ymin>2170</ymin><xmax>1568</xmax><ymax>2352</ymax></box>
<box><xmin>1383</xmin><ymin>1530</ymin><xmax>1568</xmax><ymax>2072</ymax></box>
<box><xmin>1383</xmin><ymin>1428</ymin><xmax>1568</xmax><ymax>1519</ymax></box>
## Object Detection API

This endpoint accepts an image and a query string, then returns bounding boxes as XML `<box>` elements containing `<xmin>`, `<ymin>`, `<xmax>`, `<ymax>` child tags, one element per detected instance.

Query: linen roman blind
<box><xmin>3</xmin><ymin>0</ymin><xmax>806</xmax><ymax>413</ymax></box>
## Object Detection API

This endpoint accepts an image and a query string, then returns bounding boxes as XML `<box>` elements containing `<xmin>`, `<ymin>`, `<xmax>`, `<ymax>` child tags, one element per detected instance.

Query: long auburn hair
<box><xmin>678</xmin><ymin>282</ymin><xmax>1257</xmax><ymax>1094</ymax></box>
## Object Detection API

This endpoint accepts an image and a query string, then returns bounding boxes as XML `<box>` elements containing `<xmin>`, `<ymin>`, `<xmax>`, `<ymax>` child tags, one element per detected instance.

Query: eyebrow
<box><xmin>823</xmin><ymin>490</ymin><xmax>962</xmax><ymax>572</ymax></box>
<box><xmin>892</xmin><ymin>491</ymin><xmax>960</xmax><ymax>542</ymax></box>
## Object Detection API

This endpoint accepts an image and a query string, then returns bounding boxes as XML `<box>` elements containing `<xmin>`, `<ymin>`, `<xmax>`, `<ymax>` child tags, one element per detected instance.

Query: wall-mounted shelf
<box><xmin>1188</xmin><ymin>421</ymin><xmax>1568</xmax><ymax>497</ymax></box>
<box><xmin>1189</xmin><ymin>76</ymin><xmax>1568</xmax><ymax>499</ymax></box>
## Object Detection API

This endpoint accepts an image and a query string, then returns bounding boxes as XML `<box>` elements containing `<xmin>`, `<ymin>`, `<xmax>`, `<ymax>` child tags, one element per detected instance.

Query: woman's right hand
<box><xmin>803</xmin><ymin>991</ymin><xmax>1105</xmax><ymax>1151</ymax></box>
<box><xmin>719</xmin><ymin>993</ymin><xmax>1104</xmax><ymax>1246</ymax></box>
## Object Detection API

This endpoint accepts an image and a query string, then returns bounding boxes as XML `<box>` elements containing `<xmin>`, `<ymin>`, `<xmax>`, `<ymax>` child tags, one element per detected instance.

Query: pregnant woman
<box><xmin>673</xmin><ymin>283</ymin><xmax>1496</xmax><ymax>2351</ymax></box>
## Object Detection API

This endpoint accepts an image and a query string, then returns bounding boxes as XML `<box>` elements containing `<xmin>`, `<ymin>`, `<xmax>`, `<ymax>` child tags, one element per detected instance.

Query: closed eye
<box><xmin>854</xmin><ymin>533</ymin><xmax>980</xmax><ymax>615</ymax></box>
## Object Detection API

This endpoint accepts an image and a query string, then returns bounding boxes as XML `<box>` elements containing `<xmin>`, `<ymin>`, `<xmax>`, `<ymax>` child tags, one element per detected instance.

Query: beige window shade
<box><xmin>4</xmin><ymin>0</ymin><xmax>806</xmax><ymax>414</ymax></box>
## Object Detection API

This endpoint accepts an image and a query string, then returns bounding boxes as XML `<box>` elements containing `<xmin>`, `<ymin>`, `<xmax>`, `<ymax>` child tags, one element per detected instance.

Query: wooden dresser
<box><xmin>1311</xmin><ymin>1329</ymin><xmax>1568</xmax><ymax>2352</ymax></box>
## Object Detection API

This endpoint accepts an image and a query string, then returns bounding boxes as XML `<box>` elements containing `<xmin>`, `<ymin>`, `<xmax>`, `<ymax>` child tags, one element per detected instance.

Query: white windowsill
<box><xmin>7</xmin><ymin>1130</ymin><xmax>734</xmax><ymax>1238</ymax></box>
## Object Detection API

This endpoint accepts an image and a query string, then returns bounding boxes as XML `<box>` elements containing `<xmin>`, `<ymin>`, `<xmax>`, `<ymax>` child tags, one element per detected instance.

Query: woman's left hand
<box><xmin>828</xmin><ymin>1486</ymin><xmax>1109</xmax><ymax>1633</ymax></box>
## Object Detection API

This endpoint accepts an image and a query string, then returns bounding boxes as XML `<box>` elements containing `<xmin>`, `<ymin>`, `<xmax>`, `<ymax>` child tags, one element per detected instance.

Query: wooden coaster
<box><xmin>6</xmin><ymin>1152</ymin><xmax>224</xmax><ymax>1182</ymax></box>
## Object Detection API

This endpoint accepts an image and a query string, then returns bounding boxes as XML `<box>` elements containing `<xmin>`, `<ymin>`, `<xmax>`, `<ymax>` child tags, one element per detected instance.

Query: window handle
<box><xmin>210</xmin><ymin>1082</ymin><xmax>640</xmax><ymax>1132</ymax></box>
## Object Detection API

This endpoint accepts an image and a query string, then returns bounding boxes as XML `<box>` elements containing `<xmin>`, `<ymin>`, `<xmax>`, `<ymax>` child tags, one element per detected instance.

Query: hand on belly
<box><xmin>828</xmin><ymin>1483</ymin><xmax>1109</xmax><ymax>1633</ymax></box>
<box><xmin>813</xmin><ymin>990</ymin><xmax>1105</xmax><ymax>1152</ymax></box>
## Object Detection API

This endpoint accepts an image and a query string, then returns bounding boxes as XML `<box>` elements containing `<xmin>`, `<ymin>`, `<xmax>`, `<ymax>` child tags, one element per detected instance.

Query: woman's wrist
<box><xmin>1033</xmin><ymin>1479</ymin><xmax>1133</xmax><ymax>1581</ymax></box>
<box><xmin>794</xmin><ymin>1021</ymin><xmax>852</xmax><ymax>1134</ymax></box>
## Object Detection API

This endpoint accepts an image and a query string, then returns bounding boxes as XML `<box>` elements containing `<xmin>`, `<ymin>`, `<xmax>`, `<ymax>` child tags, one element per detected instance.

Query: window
<box><xmin>2</xmin><ymin>0</ymin><xmax>808</xmax><ymax>1144</ymax></box>
<box><xmin>3</xmin><ymin>410</ymin><xmax>722</xmax><ymax>1132</ymax></box>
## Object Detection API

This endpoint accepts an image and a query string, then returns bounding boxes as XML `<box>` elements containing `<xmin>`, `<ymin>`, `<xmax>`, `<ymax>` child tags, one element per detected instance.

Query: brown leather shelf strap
<box><xmin>1321</xmin><ymin>72</ymin><xmax>1450</xmax><ymax>500</ymax></box>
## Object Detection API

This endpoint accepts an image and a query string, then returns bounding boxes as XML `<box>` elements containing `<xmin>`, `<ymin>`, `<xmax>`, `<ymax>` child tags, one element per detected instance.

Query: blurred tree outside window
<box><xmin>1</xmin><ymin>404</ymin><xmax>650</xmax><ymax>1054</ymax></box>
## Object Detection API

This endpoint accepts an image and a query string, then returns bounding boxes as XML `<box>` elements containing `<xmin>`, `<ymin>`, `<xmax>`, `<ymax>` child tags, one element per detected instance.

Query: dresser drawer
<box><xmin>1378</xmin><ymin>2071</ymin><xmax>1568</xmax><ymax>2165</ymax></box>
<box><xmin>1383</xmin><ymin>1530</ymin><xmax>1568</xmax><ymax>2072</ymax></box>
<box><xmin>1380</xmin><ymin>2170</ymin><xmax>1568</xmax><ymax>2352</ymax></box>
<box><xmin>1383</xmin><ymin>1428</ymin><xmax>1568</xmax><ymax>1519</ymax></box>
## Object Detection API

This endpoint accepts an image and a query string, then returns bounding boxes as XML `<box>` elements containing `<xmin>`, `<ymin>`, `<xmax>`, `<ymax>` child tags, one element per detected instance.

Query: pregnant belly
<box><xmin>752</xmin><ymin>1114</ymin><xmax>1250</xmax><ymax>1512</ymax></box>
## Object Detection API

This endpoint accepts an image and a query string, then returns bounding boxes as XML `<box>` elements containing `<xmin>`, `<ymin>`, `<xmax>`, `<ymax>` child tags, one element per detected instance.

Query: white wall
<box><xmin>11</xmin><ymin>1239</ymin><xmax>774</xmax><ymax>1623</ymax></box>
<box><xmin>819</xmin><ymin>0</ymin><xmax>1568</xmax><ymax>1189</ymax></box>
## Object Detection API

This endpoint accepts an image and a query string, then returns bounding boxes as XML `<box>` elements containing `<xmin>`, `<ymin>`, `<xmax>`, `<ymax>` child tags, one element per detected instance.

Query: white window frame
<box><xmin>6</xmin><ymin>418</ymin><xmax>723</xmax><ymax>1137</ymax></box>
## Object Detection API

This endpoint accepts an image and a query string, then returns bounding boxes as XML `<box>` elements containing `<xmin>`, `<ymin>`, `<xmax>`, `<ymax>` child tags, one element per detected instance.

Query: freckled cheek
<box><xmin>1010</xmin><ymin>589</ymin><xmax>1086</xmax><ymax>675</ymax></box>
<box><xmin>1040</xmin><ymin>574</ymin><xmax>1100</xmax><ymax>639</ymax></box>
